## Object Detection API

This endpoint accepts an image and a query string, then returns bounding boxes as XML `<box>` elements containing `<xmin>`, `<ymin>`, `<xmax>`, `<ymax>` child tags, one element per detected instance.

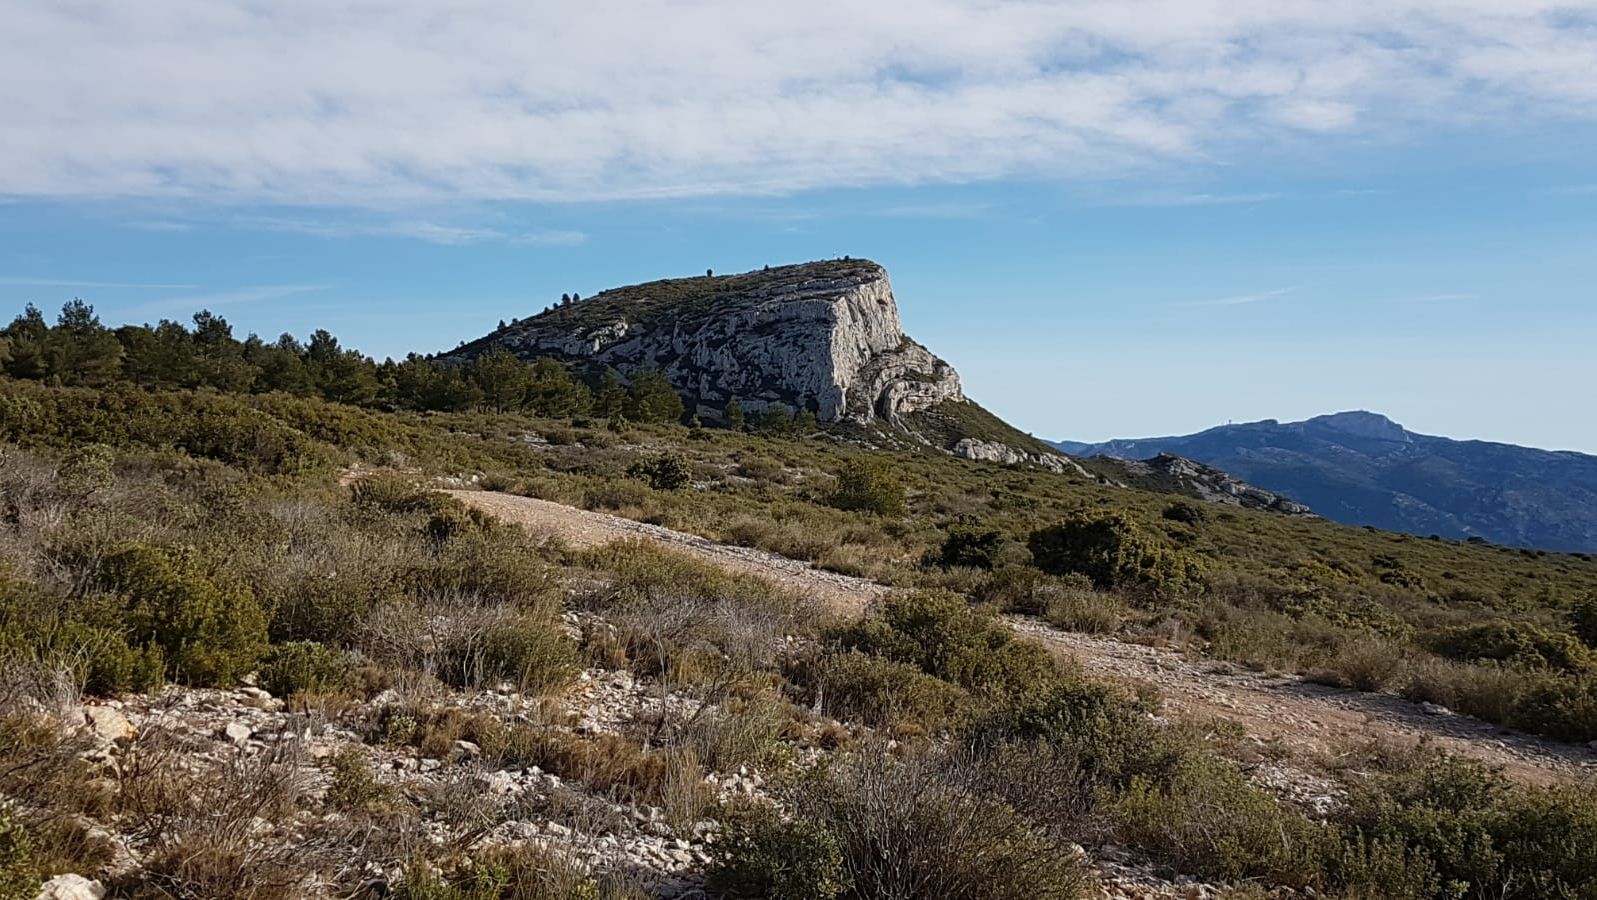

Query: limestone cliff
<box><xmin>447</xmin><ymin>260</ymin><xmax>1069</xmax><ymax>468</ymax></box>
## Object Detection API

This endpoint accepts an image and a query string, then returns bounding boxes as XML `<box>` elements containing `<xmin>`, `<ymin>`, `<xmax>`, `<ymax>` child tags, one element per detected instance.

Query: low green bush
<box><xmin>827</xmin><ymin>458</ymin><xmax>905</xmax><ymax>517</ymax></box>
<box><xmin>793</xmin><ymin>650</ymin><xmax>970</xmax><ymax>731</ymax></box>
<box><xmin>830</xmin><ymin>591</ymin><xmax>1055</xmax><ymax>698</ymax></box>
<box><xmin>1028</xmin><ymin>513</ymin><xmax>1204</xmax><ymax>597</ymax></box>
<box><xmin>100</xmin><ymin>543</ymin><xmax>268</xmax><ymax>687</ymax></box>
<box><xmin>258</xmin><ymin>641</ymin><xmax>350</xmax><ymax>697</ymax></box>
<box><xmin>710</xmin><ymin>808</ymin><xmax>852</xmax><ymax>900</ymax></box>
<box><xmin>474</xmin><ymin>619</ymin><xmax>580</xmax><ymax>693</ymax></box>
<box><xmin>934</xmin><ymin>524</ymin><xmax>1008</xmax><ymax>570</ymax></box>
<box><xmin>1429</xmin><ymin>619</ymin><xmax>1593</xmax><ymax>674</ymax></box>
<box><xmin>1107</xmin><ymin>754</ymin><xmax>1329</xmax><ymax>886</ymax></box>
<box><xmin>626</xmin><ymin>453</ymin><xmax>693</xmax><ymax>490</ymax></box>
<box><xmin>1572</xmin><ymin>594</ymin><xmax>1597</xmax><ymax>648</ymax></box>
<box><xmin>781</xmin><ymin>750</ymin><xmax>1086</xmax><ymax>900</ymax></box>
<box><xmin>0</xmin><ymin>802</ymin><xmax>38</xmax><ymax>900</ymax></box>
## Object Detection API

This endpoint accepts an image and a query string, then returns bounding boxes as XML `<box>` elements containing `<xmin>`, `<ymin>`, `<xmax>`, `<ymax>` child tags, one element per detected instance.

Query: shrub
<box><xmin>1107</xmin><ymin>754</ymin><xmax>1328</xmax><ymax>885</ymax></box>
<box><xmin>474</xmin><ymin>619</ymin><xmax>580</xmax><ymax>693</ymax></box>
<box><xmin>1308</xmin><ymin>637</ymin><xmax>1410</xmax><ymax>693</ymax></box>
<box><xmin>1028</xmin><ymin>513</ymin><xmax>1203</xmax><ymax>597</ymax></box>
<box><xmin>257</xmin><ymin>641</ymin><xmax>350</xmax><ymax>697</ymax></box>
<box><xmin>831</xmin><ymin>591</ymin><xmax>1056</xmax><ymax>698</ymax></box>
<box><xmin>934</xmin><ymin>525</ymin><xmax>1007</xmax><ymax>570</ymax></box>
<box><xmin>100</xmin><ymin>543</ymin><xmax>268</xmax><ymax>687</ymax></box>
<box><xmin>323</xmin><ymin>747</ymin><xmax>390</xmax><ymax>812</ymax></box>
<box><xmin>1161</xmin><ymin>501</ymin><xmax>1208</xmax><ymax>525</ymax></box>
<box><xmin>794</xmin><ymin>650</ymin><xmax>970</xmax><ymax>731</ymax></box>
<box><xmin>350</xmin><ymin>474</ymin><xmax>436</xmax><ymax>514</ymax></box>
<box><xmin>58</xmin><ymin>442</ymin><xmax>116</xmax><ymax>495</ymax></box>
<box><xmin>710</xmin><ymin>808</ymin><xmax>852</xmax><ymax>900</ymax></box>
<box><xmin>1043</xmin><ymin>590</ymin><xmax>1125</xmax><ymax>635</ymax></box>
<box><xmin>0</xmin><ymin>802</ymin><xmax>37</xmax><ymax>900</ymax></box>
<box><xmin>1569</xmin><ymin>594</ymin><xmax>1597</xmax><ymax>649</ymax></box>
<box><xmin>786</xmin><ymin>749</ymin><xmax>1086</xmax><ymax>900</ymax></box>
<box><xmin>968</xmin><ymin>675</ymin><xmax>1179</xmax><ymax>792</ymax></box>
<box><xmin>626</xmin><ymin>453</ymin><xmax>692</xmax><ymax>491</ymax></box>
<box><xmin>827</xmin><ymin>459</ymin><xmax>905</xmax><ymax>517</ymax></box>
<box><xmin>1429</xmin><ymin>620</ymin><xmax>1593</xmax><ymax>674</ymax></box>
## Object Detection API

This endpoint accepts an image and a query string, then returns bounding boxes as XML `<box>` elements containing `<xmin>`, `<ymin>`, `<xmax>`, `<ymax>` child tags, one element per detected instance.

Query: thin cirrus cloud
<box><xmin>3</xmin><ymin>2</ymin><xmax>1597</xmax><ymax>207</ymax></box>
<box><xmin>135</xmin><ymin>283</ymin><xmax>332</xmax><ymax>315</ymax></box>
<box><xmin>1391</xmin><ymin>292</ymin><xmax>1478</xmax><ymax>303</ymax></box>
<box><xmin>1183</xmin><ymin>287</ymin><xmax>1298</xmax><ymax>307</ymax></box>
<box><xmin>0</xmin><ymin>276</ymin><xmax>196</xmax><ymax>289</ymax></box>
<box><xmin>130</xmin><ymin>216</ymin><xmax>587</xmax><ymax>246</ymax></box>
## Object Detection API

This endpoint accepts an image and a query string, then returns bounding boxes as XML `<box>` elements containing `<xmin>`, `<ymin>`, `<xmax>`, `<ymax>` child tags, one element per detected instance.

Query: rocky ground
<box><xmin>49</xmin><ymin>657</ymin><xmax>1218</xmax><ymax>900</ymax></box>
<box><xmin>31</xmin><ymin>487</ymin><xmax>1595</xmax><ymax>899</ymax></box>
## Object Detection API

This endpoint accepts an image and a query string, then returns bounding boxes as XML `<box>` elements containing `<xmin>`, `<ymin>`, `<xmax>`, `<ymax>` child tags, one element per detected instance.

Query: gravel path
<box><xmin>447</xmin><ymin>490</ymin><xmax>890</xmax><ymax>612</ymax></box>
<box><xmin>1009</xmin><ymin>619</ymin><xmax>1597</xmax><ymax>786</ymax></box>
<box><xmin>452</xmin><ymin>489</ymin><xmax>1597</xmax><ymax>786</ymax></box>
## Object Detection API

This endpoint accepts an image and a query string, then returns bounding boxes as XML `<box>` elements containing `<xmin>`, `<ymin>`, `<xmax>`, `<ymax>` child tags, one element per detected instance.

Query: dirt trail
<box><xmin>452</xmin><ymin>489</ymin><xmax>1597</xmax><ymax>786</ymax></box>
<box><xmin>447</xmin><ymin>490</ymin><xmax>890</xmax><ymax>612</ymax></box>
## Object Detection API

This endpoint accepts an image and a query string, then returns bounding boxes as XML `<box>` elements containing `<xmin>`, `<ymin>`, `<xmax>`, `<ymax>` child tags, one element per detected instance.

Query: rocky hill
<box><xmin>446</xmin><ymin>259</ymin><xmax>1071</xmax><ymax>471</ymax></box>
<box><xmin>1057</xmin><ymin>411</ymin><xmax>1597</xmax><ymax>552</ymax></box>
<box><xmin>1086</xmin><ymin>453</ymin><xmax>1314</xmax><ymax>516</ymax></box>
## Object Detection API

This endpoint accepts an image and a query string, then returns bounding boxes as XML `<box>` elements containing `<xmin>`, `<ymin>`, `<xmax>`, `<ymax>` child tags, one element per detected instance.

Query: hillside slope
<box><xmin>1058</xmin><ymin>411</ymin><xmax>1597</xmax><ymax>552</ymax></box>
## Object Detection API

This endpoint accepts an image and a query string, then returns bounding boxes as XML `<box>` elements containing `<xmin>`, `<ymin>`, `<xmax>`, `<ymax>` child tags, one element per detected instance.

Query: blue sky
<box><xmin>3</xmin><ymin>1</ymin><xmax>1597</xmax><ymax>451</ymax></box>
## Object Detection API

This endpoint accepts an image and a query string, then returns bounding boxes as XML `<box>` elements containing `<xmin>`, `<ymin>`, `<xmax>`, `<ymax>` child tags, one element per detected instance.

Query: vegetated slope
<box><xmin>6</xmin><ymin>381</ymin><xmax>1597</xmax><ymax>898</ymax></box>
<box><xmin>1057</xmin><ymin>410</ymin><xmax>1597</xmax><ymax>552</ymax></box>
<box><xmin>442</xmin><ymin>258</ymin><xmax>1073</xmax><ymax>470</ymax></box>
<box><xmin>450</xmin><ymin>487</ymin><xmax>1595</xmax><ymax>786</ymax></box>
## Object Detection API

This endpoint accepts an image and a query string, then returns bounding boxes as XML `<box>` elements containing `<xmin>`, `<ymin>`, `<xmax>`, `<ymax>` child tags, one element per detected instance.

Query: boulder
<box><xmin>36</xmin><ymin>874</ymin><xmax>106</xmax><ymax>900</ymax></box>
<box><xmin>81</xmin><ymin>707</ymin><xmax>135</xmax><ymax>744</ymax></box>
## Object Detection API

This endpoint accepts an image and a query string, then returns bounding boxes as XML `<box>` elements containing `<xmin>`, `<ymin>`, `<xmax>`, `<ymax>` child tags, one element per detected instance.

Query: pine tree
<box><xmin>593</xmin><ymin>369</ymin><xmax>628</xmax><ymax>419</ymax></box>
<box><xmin>468</xmin><ymin>346</ymin><xmax>533</xmax><ymax>413</ymax></box>
<box><xmin>50</xmin><ymin>299</ymin><xmax>123</xmax><ymax>386</ymax></box>
<box><xmin>1</xmin><ymin>305</ymin><xmax>51</xmax><ymax>379</ymax></box>
<box><xmin>625</xmin><ymin>368</ymin><xmax>685</xmax><ymax>423</ymax></box>
<box><xmin>725</xmin><ymin>398</ymin><xmax>746</xmax><ymax>431</ymax></box>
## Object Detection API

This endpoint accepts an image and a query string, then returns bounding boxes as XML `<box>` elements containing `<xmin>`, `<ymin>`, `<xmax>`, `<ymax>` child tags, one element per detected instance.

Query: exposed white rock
<box><xmin>36</xmin><ymin>874</ymin><xmax>106</xmax><ymax>900</ymax></box>
<box><xmin>953</xmin><ymin>438</ymin><xmax>1086</xmax><ymax>476</ymax></box>
<box><xmin>81</xmin><ymin>707</ymin><xmax>135</xmax><ymax>744</ymax></box>
<box><xmin>447</xmin><ymin>260</ymin><xmax>963</xmax><ymax>427</ymax></box>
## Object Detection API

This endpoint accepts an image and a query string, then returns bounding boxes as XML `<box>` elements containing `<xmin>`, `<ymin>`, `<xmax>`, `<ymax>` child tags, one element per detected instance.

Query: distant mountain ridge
<box><xmin>1054</xmin><ymin>412</ymin><xmax>1597</xmax><ymax>552</ymax></box>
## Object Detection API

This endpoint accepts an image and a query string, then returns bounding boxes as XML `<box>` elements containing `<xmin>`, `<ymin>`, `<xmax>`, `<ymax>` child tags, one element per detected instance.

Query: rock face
<box><xmin>447</xmin><ymin>260</ymin><xmax>964</xmax><ymax>428</ymax></box>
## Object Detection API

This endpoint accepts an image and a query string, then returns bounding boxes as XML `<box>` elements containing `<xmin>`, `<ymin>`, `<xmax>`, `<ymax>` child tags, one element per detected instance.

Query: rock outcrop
<box><xmin>447</xmin><ymin>259</ymin><xmax>1073</xmax><ymax>469</ymax></box>
<box><xmin>1125</xmin><ymin>454</ymin><xmax>1314</xmax><ymax>515</ymax></box>
<box><xmin>449</xmin><ymin>260</ymin><xmax>961</xmax><ymax>427</ymax></box>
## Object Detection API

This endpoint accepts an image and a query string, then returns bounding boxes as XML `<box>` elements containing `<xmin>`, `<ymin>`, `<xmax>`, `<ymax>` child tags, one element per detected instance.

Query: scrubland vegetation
<box><xmin>1</xmin><ymin>301</ymin><xmax>1596</xmax><ymax>897</ymax></box>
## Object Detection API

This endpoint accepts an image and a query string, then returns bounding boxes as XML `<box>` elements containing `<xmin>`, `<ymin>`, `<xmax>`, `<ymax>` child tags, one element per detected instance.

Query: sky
<box><xmin>2</xmin><ymin>1</ymin><xmax>1596</xmax><ymax>451</ymax></box>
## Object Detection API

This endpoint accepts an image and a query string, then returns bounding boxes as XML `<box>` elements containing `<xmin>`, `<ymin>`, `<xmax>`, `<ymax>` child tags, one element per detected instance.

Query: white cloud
<box><xmin>3</xmin><ymin>1</ymin><xmax>1596</xmax><ymax>205</ymax></box>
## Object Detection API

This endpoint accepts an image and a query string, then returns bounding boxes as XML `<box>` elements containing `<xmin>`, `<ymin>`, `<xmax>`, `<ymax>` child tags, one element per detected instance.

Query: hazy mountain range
<box><xmin>1054</xmin><ymin>411</ymin><xmax>1597</xmax><ymax>553</ymax></box>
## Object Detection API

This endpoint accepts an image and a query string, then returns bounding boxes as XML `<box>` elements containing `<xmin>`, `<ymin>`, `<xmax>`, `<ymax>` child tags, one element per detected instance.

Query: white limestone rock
<box><xmin>446</xmin><ymin>260</ymin><xmax>963</xmax><ymax>427</ymax></box>
<box><xmin>36</xmin><ymin>874</ymin><xmax>106</xmax><ymax>900</ymax></box>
